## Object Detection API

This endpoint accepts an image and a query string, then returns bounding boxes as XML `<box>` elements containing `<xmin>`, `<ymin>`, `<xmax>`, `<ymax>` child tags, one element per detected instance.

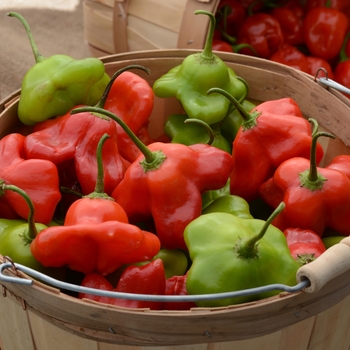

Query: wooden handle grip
<box><xmin>296</xmin><ymin>237</ymin><xmax>350</xmax><ymax>293</ymax></box>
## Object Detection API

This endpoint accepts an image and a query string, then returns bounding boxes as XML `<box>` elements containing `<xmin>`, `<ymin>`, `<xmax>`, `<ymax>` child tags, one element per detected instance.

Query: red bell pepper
<box><xmin>259</xmin><ymin>131</ymin><xmax>350</xmax><ymax>237</ymax></box>
<box><xmin>302</xmin><ymin>5</ymin><xmax>348</xmax><ymax>61</ymax></box>
<box><xmin>63</xmin><ymin>134</ymin><xmax>129</xmax><ymax>226</ymax></box>
<box><xmin>269</xmin><ymin>43</ymin><xmax>310</xmax><ymax>73</ymax></box>
<box><xmin>79</xmin><ymin>259</ymin><xmax>166</xmax><ymax>310</ymax></box>
<box><xmin>162</xmin><ymin>274</ymin><xmax>196</xmax><ymax>310</ymax></box>
<box><xmin>306</xmin><ymin>56</ymin><xmax>335</xmax><ymax>80</ymax></box>
<box><xmin>30</xmin><ymin>220</ymin><xmax>161</xmax><ymax>275</ymax></box>
<box><xmin>237</xmin><ymin>13</ymin><xmax>284</xmax><ymax>58</ymax></box>
<box><xmin>70</xmin><ymin>106</ymin><xmax>234</xmax><ymax>251</ymax></box>
<box><xmin>284</xmin><ymin>228</ymin><xmax>326</xmax><ymax>265</ymax></box>
<box><xmin>103</xmin><ymin>70</ymin><xmax>155</xmax><ymax>163</ymax></box>
<box><xmin>208</xmin><ymin>89</ymin><xmax>324</xmax><ymax>202</ymax></box>
<box><xmin>0</xmin><ymin>133</ymin><xmax>61</xmax><ymax>224</ymax></box>
<box><xmin>270</xmin><ymin>7</ymin><xmax>303</xmax><ymax>46</ymax></box>
<box><xmin>334</xmin><ymin>32</ymin><xmax>350</xmax><ymax>97</ymax></box>
<box><xmin>215</xmin><ymin>0</ymin><xmax>246</xmax><ymax>37</ymax></box>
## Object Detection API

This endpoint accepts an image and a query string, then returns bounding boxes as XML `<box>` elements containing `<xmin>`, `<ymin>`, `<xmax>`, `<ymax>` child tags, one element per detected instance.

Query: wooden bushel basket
<box><xmin>1</xmin><ymin>50</ymin><xmax>350</xmax><ymax>350</ymax></box>
<box><xmin>83</xmin><ymin>0</ymin><xmax>221</xmax><ymax>56</ymax></box>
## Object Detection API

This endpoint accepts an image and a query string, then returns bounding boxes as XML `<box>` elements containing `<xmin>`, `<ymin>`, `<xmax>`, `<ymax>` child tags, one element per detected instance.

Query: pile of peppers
<box><xmin>1</xmin><ymin>9</ymin><xmax>350</xmax><ymax>310</ymax></box>
<box><xmin>214</xmin><ymin>0</ymin><xmax>350</xmax><ymax>97</ymax></box>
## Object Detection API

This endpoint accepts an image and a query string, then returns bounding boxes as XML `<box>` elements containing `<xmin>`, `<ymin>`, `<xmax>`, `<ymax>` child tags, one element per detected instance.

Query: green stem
<box><xmin>299</xmin><ymin>130</ymin><xmax>335</xmax><ymax>189</ymax></box>
<box><xmin>184</xmin><ymin>119</ymin><xmax>215</xmax><ymax>145</ymax></box>
<box><xmin>96</xmin><ymin>65</ymin><xmax>150</xmax><ymax>108</ymax></box>
<box><xmin>235</xmin><ymin>202</ymin><xmax>286</xmax><ymax>259</ymax></box>
<box><xmin>195</xmin><ymin>10</ymin><xmax>216</xmax><ymax>60</ymax></box>
<box><xmin>70</xmin><ymin>107</ymin><xmax>166</xmax><ymax>172</ymax></box>
<box><xmin>208</xmin><ymin>87</ymin><xmax>260</xmax><ymax>130</ymax></box>
<box><xmin>309</xmin><ymin>118</ymin><xmax>319</xmax><ymax>137</ymax></box>
<box><xmin>7</xmin><ymin>12</ymin><xmax>45</xmax><ymax>63</ymax></box>
<box><xmin>0</xmin><ymin>180</ymin><xmax>38</xmax><ymax>242</ymax></box>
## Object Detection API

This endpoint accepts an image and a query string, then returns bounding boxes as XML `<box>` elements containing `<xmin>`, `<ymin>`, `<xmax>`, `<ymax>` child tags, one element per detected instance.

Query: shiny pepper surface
<box><xmin>184</xmin><ymin>204</ymin><xmax>299</xmax><ymax>307</ymax></box>
<box><xmin>0</xmin><ymin>133</ymin><xmax>61</xmax><ymax>224</ymax></box>
<box><xmin>153</xmin><ymin>10</ymin><xmax>247</xmax><ymax>125</ymax></box>
<box><xmin>259</xmin><ymin>133</ymin><xmax>350</xmax><ymax>237</ymax></box>
<box><xmin>212</xmin><ymin>91</ymin><xmax>324</xmax><ymax>202</ymax></box>
<box><xmin>302</xmin><ymin>6</ymin><xmax>348</xmax><ymax>61</ymax></box>
<box><xmin>8</xmin><ymin>12</ymin><xmax>109</xmax><ymax>125</ymax></box>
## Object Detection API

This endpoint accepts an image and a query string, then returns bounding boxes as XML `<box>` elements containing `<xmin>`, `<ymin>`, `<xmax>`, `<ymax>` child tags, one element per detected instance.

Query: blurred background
<box><xmin>0</xmin><ymin>0</ymin><xmax>91</xmax><ymax>99</ymax></box>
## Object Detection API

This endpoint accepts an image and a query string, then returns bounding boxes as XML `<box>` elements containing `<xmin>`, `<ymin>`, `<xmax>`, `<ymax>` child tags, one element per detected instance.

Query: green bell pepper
<box><xmin>153</xmin><ymin>248</ymin><xmax>189</xmax><ymax>279</ymax></box>
<box><xmin>202</xmin><ymin>195</ymin><xmax>253</xmax><ymax>219</ymax></box>
<box><xmin>8</xmin><ymin>12</ymin><xmax>110</xmax><ymax>125</ymax></box>
<box><xmin>152</xmin><ymin>10</ymin><xmax>247</xmax><ymax>125</ymax></box>
<box><xmin>0</xmin><ymin>182</ymin><xmax>65</xmax><ymax>278</ymax></box>
<box><xmin>184</xmin><ymin>203</ymin><xmax>299</xmax><ymax>307</ymax></box>
<box><xmin>164</xmin><ymin>114</ymin><xmax>231</xmax><ymax>153</ymax></box>
<box><xmin>201</xmin><ymin>179</ymin><xmax>231</xmax><ymax>210</ymax></box>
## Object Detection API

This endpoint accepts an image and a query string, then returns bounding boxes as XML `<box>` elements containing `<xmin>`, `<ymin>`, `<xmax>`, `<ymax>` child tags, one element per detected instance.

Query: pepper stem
<box><xmin>0</xmin><ymin>180</ymin><xmax>38</xmax><ymax>242</ymax></box>
<box><xmin>195</xmin><ymin>10</ymin><xmax>216</xmax><ymax>60</ymax></box>
<box><xmin>235</xmin><ymin>202</ymin><xmax>285</xmax><ymax>260</ymax></box>
<box><xmin>299</xmin><ymin>125</ymin><xmax>335</xmax><ymax>189</ymax></box>
<box><xmin>208</xmin><ymin>87</ymin><xmax>260</xmax><ymax>130</ymax></box>
<box><xmin>184</xmin><ymin>119</ymin><xmax>215</xmax><ymax>145</ymax></box>
<box><xmin>70</xmin><ymin>107</ymin><xmax>166</xmax><ymax>172</ymax></box>
<box><xmin>96</xmin><ymin>65</ymin><xmax>150</xmax><ymax>108</ymax></box>
<box><xmin>7</xmin><ymin>12</ymin><xmax>45</xmax><ymax>63</ymax></box>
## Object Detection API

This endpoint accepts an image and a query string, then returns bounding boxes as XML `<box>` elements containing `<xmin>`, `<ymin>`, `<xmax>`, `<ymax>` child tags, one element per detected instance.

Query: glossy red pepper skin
<box><xmin>237</xmin><ymin>13</ymin><xmax>284</xmax><ymax>58</ymax></box>
<box><xmin>30</xmin><ymin>220</ymin><xmax>161</xmax><ymax>275</ymax></box>
<box><xmin>270</xmin><ymin>44</ymin><xmax>310</xmax><ymax>73</ymax></box>
<box><xmin>162</xmin><ymin>274</ymin><xmax>196</xmax><ymax>310</ymax></box>
<box><xmin>230</xmin><ymin>98</ymin><xmax>324</xmax><ymax>202</ymax></box>
<box><xmin>306</xmin><ymin>56</ymin><xmax>335</xmax><ymax>80</ymax></box>
<box><xmin>24</xmin><ymin>108</ymin><xmax>127</xmax><ymax>196</ymax></box>
<box><xmin>0</xmin><ymin>133</ymin><xmax>61</xmax><ymax>224</ymax></box>
<box><xmin>284</xmin><ymin>228</ymin><xmax>326</xmax><ymax>265</ymax></box>
<box><xmin>79</xmin><ymin>259</ymin><xmax>166</xmax><ymax>310</ymax></box>
<box><xmin>112</xmin><ymin>142</ymin><xmax>234</xmax><ymax>250</ymax></box>
<box><xmin>104</xmin><ymin>71</ymin><xmax>154</xmax><ymax>163</ymax></box>
<box><xmin>270</xmin><ymin>7</ymin><xmax>303</xmax><ymax>46</ymax></box>
<box><xmin>259</xmin><ymin>155</ymin><xmax>350</xmax><ymax>237</ymax></box>
<box><xmin>302</xmin><ymin>7</ymin><xmax>348</xmax><ymax>61</ymax></box>
<box><xmin>212</xmin><ymin>39</ymin><xmax>234</xmax><ymax>52</ymax></box>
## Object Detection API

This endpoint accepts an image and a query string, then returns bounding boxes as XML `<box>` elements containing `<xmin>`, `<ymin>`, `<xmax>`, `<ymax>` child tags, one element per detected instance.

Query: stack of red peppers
<box><xmin>214</xmin><ymin>0</ymin><xmax>350</xmax><ymax>96</ymax></box>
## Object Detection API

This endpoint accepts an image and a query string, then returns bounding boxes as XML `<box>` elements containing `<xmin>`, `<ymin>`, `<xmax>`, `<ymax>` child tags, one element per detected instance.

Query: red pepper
<box><xmin>215</xmin><ymin>0</ymin><xmax>246</xmax><ymax>37</ymax></box>
<box><xmin>306</xmin><ymin>56</ymin><xmax>335</xmax><ymax>80</ymax></box>
<box><xmin>302</xmin><ymin>5</ymin><xmax>348</xmax><ymax>61</ymax></box>
<box><xmin>63</xmin><ymin>134</ymin><xmax>129</xmax><ymax>226</ymax></box>
<box><xmin>162</xmin><ymin>274</ymin><xmax>196</xmax><ymax>310</ymax></box>
<box><xmin>259</xmin><ymin>132</ymin><xmax>350</xmax><ymax>237</ymax></box>
<box><xmin>269</xmin><ymin>43</ymin><xmax>310</xmax><ymax>73</ymax></box>
<box><xmin>209</xmin><ymin>90</ymin><xmax>324</xmax><ymax>202</ymax></box>
<box><xmin>24</xmin><ymin>106</ymin><xmax>127</xmax><ymax>196</ymax></box>
<box><xmin>79</xmin><ymin>259</ymin><xmax>166</xmax><ymax>310</ymax></box>
<box><xmin>212</xmin><ymin>39</ymin><xmax>234</xmax><ymax>53</ymax></box>
<box><xmin>0</xmin><ymin>133</ymin><xmax>61</xmax><ymax>224</ymax></box>
<box><xmin>103</xmin><ymin>71</ymin><xmax>155</xmax><ymax>163</ymax></box>
<box><xmin>270</xmin><ymin>7</ymin><xmax>303</xmax><ymax>46</ymax></box>
<box><xmin>284</xmin><ymin>228</ymin><xmax>326</xmax><ymax>265</ymax></box>
<box><xmin>237</xmin><ymin>13</ymin><xmax>284</xmax><ymax>58</ymax></box>
<box><xmin>304</xmin><ymin>0</ymin><xmax>350</xmax><ymax>13</ymax></box>
<box><xmin>70</xmin><ymin>106</ymin><xmax>234</xmax><ymax>251</ymax></box>
<box><xmin>30</xmin><ymin>220</ymin><xmax>161</xmax><ymax>275</ymax></box>
<box><xmin>334</xmin><ymin>32</ymin><xmax>350</xmax><ymax>97</ymax></box>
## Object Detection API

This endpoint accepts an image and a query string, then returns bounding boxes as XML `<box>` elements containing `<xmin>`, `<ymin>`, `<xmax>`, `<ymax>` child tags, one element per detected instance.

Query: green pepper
<box><xmin>164</xmin><ymin>114</ymin><xmax>231</xmax><ymax>153</ymax></box>
<box><xmin>8</xmin><ymin>12</ymin><xmax>110</xmax><ymax>126</ymax></box>
<box><xmin>153</xmin><ymin>248</ymin><xmax>189</xmax><ymax>279</ymax></box>
<box><xmin>221</xmin><ymin>99</ymin><xmax>257</xmax><ymax>145</ymax></box>
<box><xmin>152</xmin><ymin>10</ymin><xmax>247</xmax><ymax>125</ymax></box>
<box><xmin>184</xmin><ymin>202</ymin><xmax>299</xmax><ymax>307</ymax></box>
<box><xmin>322</xmin><ymin>236</ymin><xmax>345</xmax><ymax>249</ymax></box>
<box><xmin>202</xmin><ymin>195</ymin><xmax>253</xmax><ymax>219</ymax></box>
<box><xmin>201</xmin><ymin>179</ymin><xmax>231</xmax><ymax>210</ymax></box>
<box><xmin>0</xmin><ymin>181</ymin><xmax>66</xmax><ymax>279</ymax></box>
